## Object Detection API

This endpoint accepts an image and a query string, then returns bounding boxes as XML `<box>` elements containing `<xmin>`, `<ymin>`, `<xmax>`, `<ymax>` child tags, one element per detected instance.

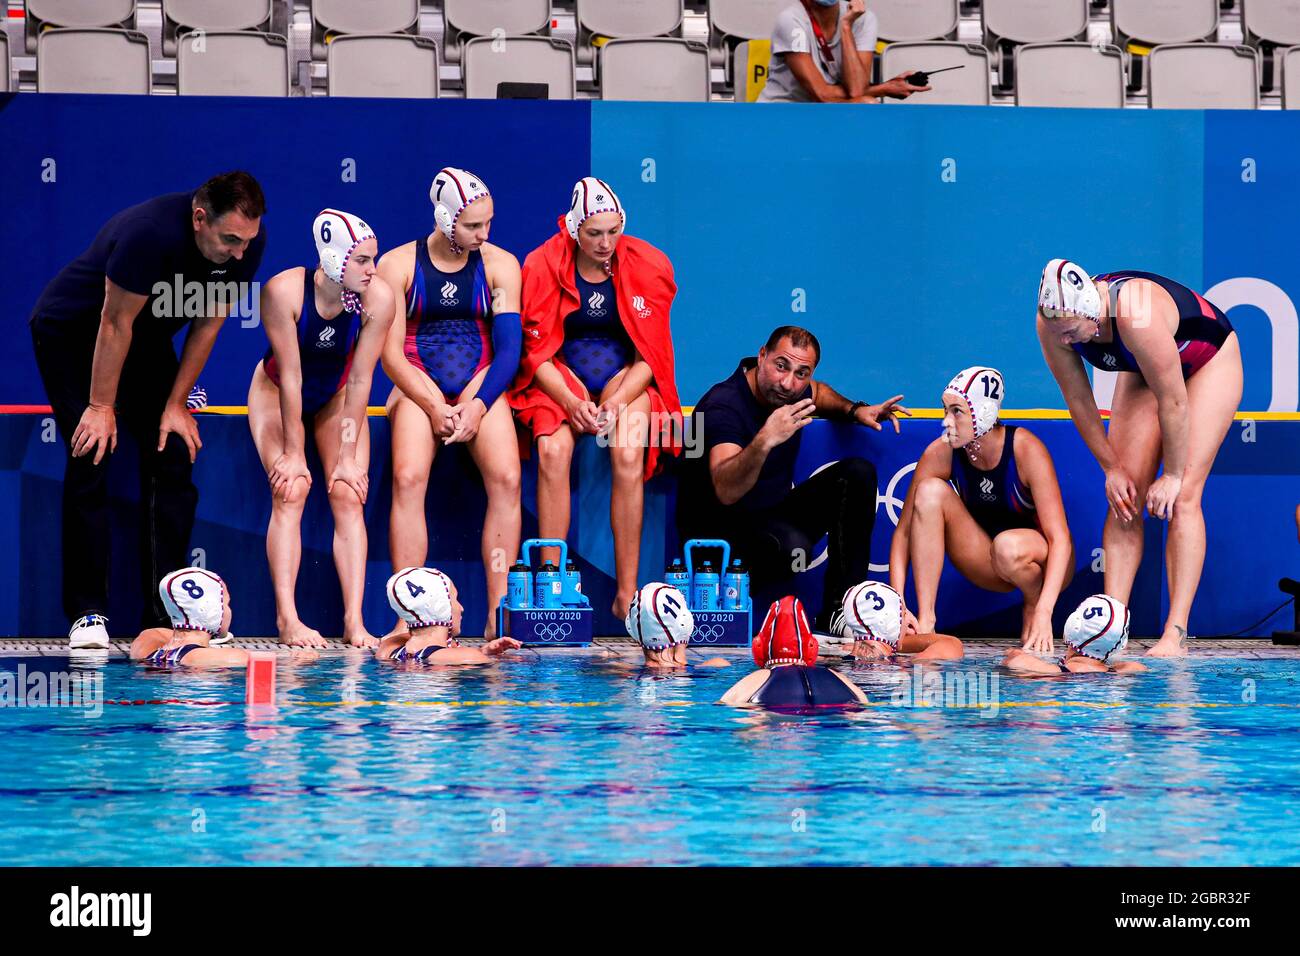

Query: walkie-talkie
<box><xmin>907</xmin><ymin>64</ymin><xmax>966</xmax><ymax>87</ymax></box>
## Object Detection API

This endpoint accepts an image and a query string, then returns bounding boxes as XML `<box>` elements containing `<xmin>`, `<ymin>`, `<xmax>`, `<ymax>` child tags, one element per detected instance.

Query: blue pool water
<box><xmin>1</xmin><ymin>651</ymin><xmax>1298</xmax><ymax>866</ymax></box>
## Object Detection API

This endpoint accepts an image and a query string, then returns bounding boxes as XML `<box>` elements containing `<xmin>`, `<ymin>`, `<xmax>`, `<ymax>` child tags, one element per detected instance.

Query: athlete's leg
<box><xmin>989</xmin><ymin>529</ymin><xmax>1074</xmax><ymax>643</ymax></box>
<box><xmin>1150</xmin><ymin>335</ymin><xmax>1243</xmax><ymax>656</ymax></box>
<box><xmin>387</xmin><ymin>385</ymin><xmax>437</xmax><ymax>571</ymax></box>
<box><xmin>315</xmin><ymin>391</ymin><xmax>374</xmax><ymax>648</ymax></box>
<box><xmin>536</xmin><ymin>425</ymin><xmax>576</xmax><ymax>567</ymax></box>
<box><xmin>1101</xmin><ymin>372</ymin><xmax>1163</xmax><ymax>605</ymax></box>
<box><xmin>248</xmin><ymin>366</ymin><xmax>324</xmax><ymax>647</ymax></box>
<box><xmin>908</xmin><ymin>476</ymin><xmax>1008</xmax><ymax>632</ymax></box>
<box><xmin>466</xmin><ymin>389</ymin><xmax>523</xmax><ymax>639</ymax></box>
<box><xmin>603</xmin><ymin>382</ymin><xmax>651</xmax><ymax>621</ymax></box>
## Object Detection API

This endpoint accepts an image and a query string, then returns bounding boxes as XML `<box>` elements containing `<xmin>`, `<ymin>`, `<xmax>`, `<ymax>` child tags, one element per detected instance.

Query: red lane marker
<box><xmin>0</xmin><ymin>405</ymin><xmax>54</xmax><ymax>414</ymax></box>
<box><xmin>245</xmin><ymin>651</ymin><xmax>277</xmax><ymax>707</ymax></box>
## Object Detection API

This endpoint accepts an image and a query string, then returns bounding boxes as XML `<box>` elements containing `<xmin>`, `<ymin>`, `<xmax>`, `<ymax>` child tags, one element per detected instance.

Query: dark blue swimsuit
<box><xmin>949</xmin><ymin>425</ymin><xmax>1038</xmax><ymax>539</ymax></box>
<box><xmin>261</xmin><ymin>268</ymin><xmax>361</xmax><ymax>417</ymax></box>
<box><xmin>1072</xmin><ymin>270</ymin><xmax>1234</xmax><ymax>380</ymax></box>
<box><xmin>749</xmin><ymin>665</ymin><xmax>861</xmax><ymax>708</ymax></box>
<box><xmin>391</xmin><ymin>642</ymin><xmax>455</xmax><ymax>663</ymax></box>
<box><xmin>147</xmin><ymin>644</ymin><xmax>202</xmax><ymax>667</ymax></box>
<box><xmin>561</xmin><ymin>266</ymin><xmax>634</xmax><ymax>395</ymax></box>
<box><xmin>402</xmin><ymin>242</ymin><xmax>493</xmax><ymax>402</ymax></box>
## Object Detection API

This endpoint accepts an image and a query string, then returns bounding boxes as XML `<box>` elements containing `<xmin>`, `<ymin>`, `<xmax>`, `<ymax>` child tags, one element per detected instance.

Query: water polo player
<box><xmin>620</xmin><ymin>582</ymin><xmax>729</xmax><ymax>670</ymax></box>
<box><xmin>129</xmin><ymin>569</ymin><xmax>248</xmax><ymax>668</ymax></box>
<box><xmin>830</xmin><ymin>581</ymin><xmax>964</xmax><ymax>661</ymax></box>
<box><xmin>1002</xmin><ymin>594</ymin><xmax>1147</xmax><ymax>675</ymax></box>
<box><xmin>376</xmin><ymin>567</ymin><xmax>522</xmax><ymax>665</ymax></box>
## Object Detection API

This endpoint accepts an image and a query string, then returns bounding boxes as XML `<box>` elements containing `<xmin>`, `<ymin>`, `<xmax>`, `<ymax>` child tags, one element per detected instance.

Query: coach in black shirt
<box><xmin>29</xmin><ymin>172</ymin><xmax>267</xmax><ymax>646</ymax></box>
<box><xmin>676</xmin><ymin>326</ymin><xmax>907</xmax><ymax>630</ymax></box>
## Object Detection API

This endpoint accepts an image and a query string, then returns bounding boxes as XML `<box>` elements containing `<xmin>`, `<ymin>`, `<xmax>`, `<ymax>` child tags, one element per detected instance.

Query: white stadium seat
<box><xmin>311</xmin><ymin>0</ymin><xmax>419</xmax><ymax>59</ymax></box>
<box><xmin>1148</xmin><ymin>43</ymin><xmax>1259</xmax><ymax>108</ymax></box>
<box><xmin>984</xmin><ymin>0</ymin><xmax>1090</xmax><ymax>45</ymax></box>
<box><xmin>872</xmin><ymin>0</ymin><xmax>961</xmax><ymax>43</ymax></box>
<box><xmin>327</xmin><ymin>33</ymin><xmax>438</xmax><ymax>98</ymax></box>
<box><xmin>600</xmin><ymin>38</ymin><xmax>710</xmax><ymax>101</ymax></box>
<box><xmin>162</xmin><ymin>1</ymin><xmax>272</xmax><ymax>57</ymax></box>
<box><xmin>0</xmin><ymin>30</ymin><xmax>8</xmax><ymax>94</ymax></box>
<box><xmin>880</xmin><ymin>41</ymin><xmax>992</xmax><ymax>104</ymax></box>
<box><xmin>1112</xmin><ymin>0</ymin><xmax>1220</xmax><ymax>45</ymax></box>
<box><xmin>463</xmin><ymin>35</ymin><xmax>576</xmax><ymax>100</ymax></box>
<box><xmin>578</xmin><ymin>0</ymin><xmax>684</xmax><ymax>38</ymax></box>
<box><xmin>177</xmin><ymin>30</ymin><xmax>289</xmax><ymax>96</ymax></box>
<box><xmin>1285</xmin><ymin>45</ymin><xmax>1300</xmax><ymax>107</ymax></box>
<box><xmin>1015</xmin><ymin>42</ymin><xmax>1125</xmax><ymax>108</ymax></box>
<box><xmin>26</xmin><ymin>0</ymin><xmax>136</xmax><ymax>54</ymax></box>
<box><xmin>1242</xmin><ymin>0</ymin><xmax>1300</xmax><ymax>92</ymax></box>
<box><xmin>443</xmin><ymin>0</ymin><xmax>551</xmax><ymax>63</ymax></box>
<box><xmin>37</xmin><ymin>27</ymin><xmax>151</xmax><ymax>94</ymax></box>
<box><xmin>709</xmin><ymin>0</ymin><xmax>789</xmax><ymax>41</ymax></box>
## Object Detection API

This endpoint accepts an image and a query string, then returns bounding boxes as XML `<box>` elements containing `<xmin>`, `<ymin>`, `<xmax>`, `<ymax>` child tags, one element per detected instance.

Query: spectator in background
<box><xmin>675</xmin><ymin>327</ymin><xmax>908</xmax><ymax>631</ymax></box>
<box><xmin>758</xmin><ymin>0</ymin><xmax>930</xmax><ymax>104</ymax></box>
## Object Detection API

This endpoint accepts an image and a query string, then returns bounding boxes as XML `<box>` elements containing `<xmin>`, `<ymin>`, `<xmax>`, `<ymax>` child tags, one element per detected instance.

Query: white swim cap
<box><xmin>313</xmin><ymin>208</ymin><xmax>375</xmax><ymax>286</ymax></box>
<box><xmin>841</xmin><ymin>581</ymin><xmax>904</xmax><ymax>649</ymax></box>
<box><xmin>430</xmin><ymin>167</ymin><xmax>490</xmax><ymax>254</ymax></box>
<box><xmin>1064</xmin><ymin>594</ymin><xmax>1131</xmax><ymax>663</ymax></box>
<box><xmin>159</xmin><ymin>568</ymin><xmax>227</xmax><ymax>635</ymax></box>
<box><xmin>387</xmin><ymin>567</ymin><xmax>454</xmax><ymax>630</ymax></box>
<box><xmin>1039</xmin><ymin>258</ymin><xmax>1101</xmax><ymax>322</ymax></box>
<box><xmin>943</xmin><ymin>366</ymin><xmax>1005</xmax><ymax>440</ymax></box>
<box><xmin>565</xmin><ymin>177</ymin><xmax>626</xmax><ymax>241</ymax></box>
<box><xmin>625</xmin><ymin>583</ymin><xmax>694</xmax><ymax>651</ymax></box>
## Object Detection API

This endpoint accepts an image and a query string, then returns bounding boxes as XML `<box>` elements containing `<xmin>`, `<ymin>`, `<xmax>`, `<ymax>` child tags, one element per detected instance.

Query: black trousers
<box><xmin>31</xmin><ymin>323</ymin><xmax>198</xmax><ymax>629</ymax></box>
<box><xmin>682</xmin><ymin>457</ymin><xmax>878</xmax><ymax>629</ymax></box>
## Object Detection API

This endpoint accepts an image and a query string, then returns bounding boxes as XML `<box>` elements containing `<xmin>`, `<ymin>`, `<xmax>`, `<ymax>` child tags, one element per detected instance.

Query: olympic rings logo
<box><xmin>532</xmin><ymin>622</ymin><xmax>574</xmax><ymax>641</ymax></box>
<box><xmin>692</xmin><ymin>624</ymin><xmax>728</xmax><ymax>643</ymax></box>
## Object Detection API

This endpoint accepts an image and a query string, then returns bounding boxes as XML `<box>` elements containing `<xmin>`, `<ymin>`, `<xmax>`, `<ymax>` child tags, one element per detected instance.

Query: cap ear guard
<box><xmin>841</xmin><ymin>581</ymin><xmax>904</xmax><ymax>649</ymax></box>
<box><xmin>387</xmin><ymin>567</ymin><xmax>454</xmax><ymax>629</ymax></box>
<box><xmin>1064</xmin><ymin>594</ymin><xmax>1131</xmax><ymax>663</ymax></box>
<box><xmin>1039</xmin><ymin>258</ymin><xmax>1101</xmax><ymax>322</ymax></box>
<box><xmin>159</xmin><ymin>568</ymin><xmax>227</xmax><ymax>635</ymax></box>
<box><xmin>313</xmin><ymin>208</ymin><xmax>375</xmax><ymax>286</ymax></box>
<box><xmin>625</xmin><ymin>583</ymin><xmax>694</xmax><ymax>651</ymax></box>
<box><xmin>430</xmin><ymin>167</ymin><xmax>490</xmax><ymax>254</ymax></box>
<box><xmin>944</xmin><ymin>366</ymin><xmax>1005</xmax><ymax>440</ymax></box>
<box><xmin>752</xmin><ymin>595</ymin><xmax>818</xmax><ymax>667</ymax></box>
<box><xmin>565</xmin><ymin>176</ymin><xmax>627</xmax><ymax>241</ymax></box>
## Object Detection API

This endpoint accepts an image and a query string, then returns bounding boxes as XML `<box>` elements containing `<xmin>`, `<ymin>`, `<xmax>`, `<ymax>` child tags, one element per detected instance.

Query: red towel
<box><xmin>509</xmin><ymin>217</ymin><xmax>683</xmax><ymax>481</ymax></box>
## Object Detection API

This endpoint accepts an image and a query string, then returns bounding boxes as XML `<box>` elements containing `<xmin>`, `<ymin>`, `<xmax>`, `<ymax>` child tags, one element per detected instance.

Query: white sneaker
<box><xmin>818</xmin><ymin>607</ymin><xmax>856</xmax><ymax>646</ymax></box>
<box><xmin>211</xmin><ymin>630</ymin><xmax>234</xmax><ymax>646</ymax></box>
<box><xmin>68</xmin><ymin>614</ymin><xmax>111</xmax><ymax>650</ymax></box>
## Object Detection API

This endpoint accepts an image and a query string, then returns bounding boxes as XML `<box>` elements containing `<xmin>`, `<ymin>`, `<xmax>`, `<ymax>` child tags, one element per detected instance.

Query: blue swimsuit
<box><xmin>749</xmin><ymin>665</ymin><xmax>861</xmax><ymax>708</ymax></box>
<box><xmin>261</xmin><ymin>268</ymin><xmax>361</xmax><ymax>417</ymax></box>
<box><xmin>561</xmin><ymin>266</ymin><xmax>634</xmax><ymax>395</ymax></box>
<box><xmin>949</xmin><ymin>425</ymin><xmax>1038</xmax><ymax>539</ymax></box>
<box><xmin>147</xmin><ymin>644</ymin><xmax>202</xmax><ymax>667</ymax></box>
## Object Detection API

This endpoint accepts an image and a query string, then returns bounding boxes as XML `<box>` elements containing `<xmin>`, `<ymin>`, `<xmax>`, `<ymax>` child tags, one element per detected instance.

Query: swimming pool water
<box><xmin>2</xmin><ymin>651</ymin><xmax>1298</xmax><ymax>866</ymax></box>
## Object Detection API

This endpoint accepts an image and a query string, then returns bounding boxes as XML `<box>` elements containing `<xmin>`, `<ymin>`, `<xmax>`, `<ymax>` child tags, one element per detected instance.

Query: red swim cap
<box><xmin>752</xmin><ymin>595</ymin><xmax>818</xmax><ymax>668</ymax></box>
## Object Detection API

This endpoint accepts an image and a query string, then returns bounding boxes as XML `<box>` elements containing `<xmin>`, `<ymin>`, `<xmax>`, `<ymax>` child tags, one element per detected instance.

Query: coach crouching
<box><xmin>675</xmin><ymin>326</ymin><xmax>907</xmax><ymax>630</ymax></box>
<box><xmin>28</xmin><ymin>172</ymin><xmax>267</xmax><ymax>648</ymax></box>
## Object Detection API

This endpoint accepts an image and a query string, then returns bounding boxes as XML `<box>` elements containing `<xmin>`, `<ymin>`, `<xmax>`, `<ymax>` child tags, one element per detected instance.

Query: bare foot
<box><xmin>344</xmin><ymin>625</ymin><xmax>378</xmax><ymax>649</ymax></box>
<box><xmin>280</xmin><ymin>620</ymin><xmax>329</xmax><ymax>648</ymax></box>
<box><xmin>917</xmin><ymin>614</ymin><xmax>936</xmax><ymax>635</ymax></box>
<box><xmin>1146</xmin><ymin>625</ymin><xmax>1189</xmax><ymax>658</ymax></box>
<box><xmin>483</xmin><ymin>613</ymin><xmax>498</xmax><ymax>641</ymax></box>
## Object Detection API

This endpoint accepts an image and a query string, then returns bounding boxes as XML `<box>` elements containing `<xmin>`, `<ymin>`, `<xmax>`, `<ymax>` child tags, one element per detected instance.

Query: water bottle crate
<box><xmin>496</xmin><ymin>604</ymin><xmax>593</xmax><ymax>646</ymax></box>
<box><xmin>686</xmin><ymin>607</ymin><xmax>752</xmax><ymax>646</ymax></box>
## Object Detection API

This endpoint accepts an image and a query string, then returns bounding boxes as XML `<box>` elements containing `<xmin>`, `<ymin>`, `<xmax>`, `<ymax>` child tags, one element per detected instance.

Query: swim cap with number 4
<box><xmin>841</xmin><ymin>581</ymin><xmax>904</xmax><ymax>649</ymax></box>
<box><xmin>625</xmin><ymin>583</ymin><xmax>694</xmax><ymax>650</ymax></box>
<box><xmin>1064</xmin><ymin>594</ymin><xmax>1130</xmax><ymax>663</ymax></box>
<box><xmin>387</xmin><ymin>567</ymin><xmax>454</xmax><ymax>629</ymax></box>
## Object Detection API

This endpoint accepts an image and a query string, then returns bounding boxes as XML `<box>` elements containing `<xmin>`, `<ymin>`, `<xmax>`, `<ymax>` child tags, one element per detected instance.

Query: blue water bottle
<box><xmin>507</xmin><ymin>561</ymin><xmax>531</xmax><ymax>609</ymax></box>
<box><xmin>534</xmin><ymin>562</ymin><xmax>562</xmax><ymax>609</ymax></box>
<box><xmin>665</xmin><ymin>558</ymin><xmax>690</xmax><ymax>594</ymax></box>
<box><xmin>563</xmin><ymin>560</ymin><xmax>582</xmax><ymax>603</ymax></box>
<box><xmin>693</xmin><ymin>561</ymin><xmax>720</xmax><ymax>611</ymax></box>
<box><xmin>724</xmin><ymin>558</ymin><xmax>749</xmax><ymax>610</ymax></box>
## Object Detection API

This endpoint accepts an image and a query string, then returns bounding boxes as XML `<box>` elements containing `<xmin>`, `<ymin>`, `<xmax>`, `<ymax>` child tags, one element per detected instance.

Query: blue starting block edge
<box><xmin>496</xmin><ymin>602</ymin><xmax>594</xmax><ymax>646</ymax></box>
<box><xmin>687</xmin><ymin>605</ymin><xmax>752</xmax><ymax>647</ymax></box>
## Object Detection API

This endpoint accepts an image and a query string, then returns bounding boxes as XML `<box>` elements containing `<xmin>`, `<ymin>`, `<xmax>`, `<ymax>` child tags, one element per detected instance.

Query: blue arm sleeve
<box><xmin>474</xmin><ymin>311</ymin><xmax>522</xmax><ymax>410</ymax></box>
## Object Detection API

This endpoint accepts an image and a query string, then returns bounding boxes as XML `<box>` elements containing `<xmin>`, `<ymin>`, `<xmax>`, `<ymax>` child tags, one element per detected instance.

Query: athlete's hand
<box><xmin>428</xmin><ymin>402</ymin><xmax>456</xmax><ymax>440</ymax></box>
<box><xmin>158</xmin><ymin>400</ymin><xmax>201</xmax><ymax>462</ymax></box>
<box><xmin>445</xmin><ymin>398</ymin><xmax>486</xmax><ymax>445</ymax></box>
<box><xmin>850</xmin><ymin>639</ymin><xmax>893</xmax><ymax>660</ymax></box>
<box><xmin>902</xmin><ymin>607</ymin><xmax>920</xmax><ymax>636</ymax></box>
<box><xmin>757</xmin><ymin>398</ymin><xmax>816</xmax><ymax>450</ymax></box>
<box><xmin>1146</xmin><ymin>473</ymin><xmax>1181</xmax><ymax>522</ymax></box>
<box><xmin>1022</xmin><ymin>611</ymin><xmax>1055</xmax><ymax>654</ymax></box>
<box><xmin>328</xmin><ymin>455</ymin><xmax>369</xmax><ymax>505</ymax></box>
<box><xmin>1104</xmin><ymin>465</ymin><xmax>1140</xmax><ymax>523</ymax></box>
<box><xmin>595</xmin><ymin>399</ymin><xmax>623</xmax><ymax>439</ymax></box>
<box><xmin>270</xmin><ymin>452</ymin><xmax>311</xmax><ymax>503</ymax></box>
<box><xmin>569</xmin><ymin>398</ymin><xmax>602</xmax><ymax>435</ymax></box>
<box><xmin>71</xmin><ymin>403</ymin><xmax>117</xmax><ymax>465</ymax></box>
<box><xmin>856</xmin><ymin>394</ymin><xmax>911</xmax><ymax>434</ymax></box>
<box><xmin>880</xmin><ymin>72</ymin><xmax>930</xmax><ymax>98</ymax></box>
<box><xmin>483</xmin><ymin>636</ymin><xmax>523</xmax><ymax>656</ymax></box>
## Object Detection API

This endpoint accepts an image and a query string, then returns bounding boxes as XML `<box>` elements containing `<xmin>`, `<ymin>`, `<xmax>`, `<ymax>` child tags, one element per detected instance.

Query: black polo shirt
<box><xmin>30</xmin><ymin>191</ymin><xmax>266</xmax><ymax>344</ymax></box>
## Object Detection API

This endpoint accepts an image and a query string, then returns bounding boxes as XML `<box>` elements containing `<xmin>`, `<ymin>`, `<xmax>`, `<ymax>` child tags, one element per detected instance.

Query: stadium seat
<box><xmin>733</xmin><ymin>39</ymin><xmax>773</xmax><ymax>102</ymax></box>
<box><xmin>463</xmin><ymin>35</ymin><xmax>576</xmax><ymax>100</ymax></box>
<box><xmin>1148</xmin><ymin>43</ymin><xmax>1259</xmax><ymax>108</ymax></box>
<box><xmin>25</xmin><ymin>0</ymin><xmax>136</xmax><ymax>54</ymax></box>
<box><xmin>0</xmin><ymin>30</ymin><xmax>8</xmax><ymax>94</ymax></box>
<box><xmin>1241</xmin><ymin>0</ymin><xmax>1300</xmax><ymax>92</ymax></box>
<box><xmin>600</xmin><ymin>38</ymin><xmax>710</xmax><ymax>101</ymax></box>
<box><xmin>1113</xmin><ymin>0</ymin><xmax>1220</xmax><ymax>92</ymax></box>
<box><xmin>311</xmin><ymin>0</ymin><xmax>419</xmax><ymax>60</ymax></box>
<box><xmin>443</xmin><ymin>0</ymin><xmax>551</xmax><ymax>64</ymax></box>
<box><xmin>327</xmin><ymin>33</ymin><xmax>438</xmax><ymax>98</ymax></box>
<box><xmin>872</xmin><ymin>0</ymin><xmax>961</xmax><ymax>43</ymax></box>
<box><xmin>36</xmin><ymin>27</ymin><xmax>151</xmax><ymax>94</ymax></box>
<box><xmin>162</xmin><ymin>1</ymin><xmax>273</xmax><ymax>58</ymax></box>
<box><xmin>1014</xmin><ymin>42</ymin><xmax>1125</xmax><ymax>107</ymax></box>
<box><xmin>1285</xmin><ymin>45</ymin><xmax>1300</xmax><ymax>107</ymax></box>
<box><xmin>707</xmin><ymin>1</ymin><xmax>785</xmax><ymax>90</ymax></box>
<box><xmin>983</xmin><ymin>0</ymin><xmax>1089</xmax><ymax>91</ymax></box>
<box><xmin>880</xmin><ymin>41</ymin><xmax>992</xmax><ymax>104</ymax></box>
<box><xmin>576</xmin><ymin>1</ymin><xmax>684</xmax><ymax>65</ymax></box>
<box><xmin>177</xmin><ymin>30</ymin><xmax>289</xmax><ymax>96</ymax></box>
